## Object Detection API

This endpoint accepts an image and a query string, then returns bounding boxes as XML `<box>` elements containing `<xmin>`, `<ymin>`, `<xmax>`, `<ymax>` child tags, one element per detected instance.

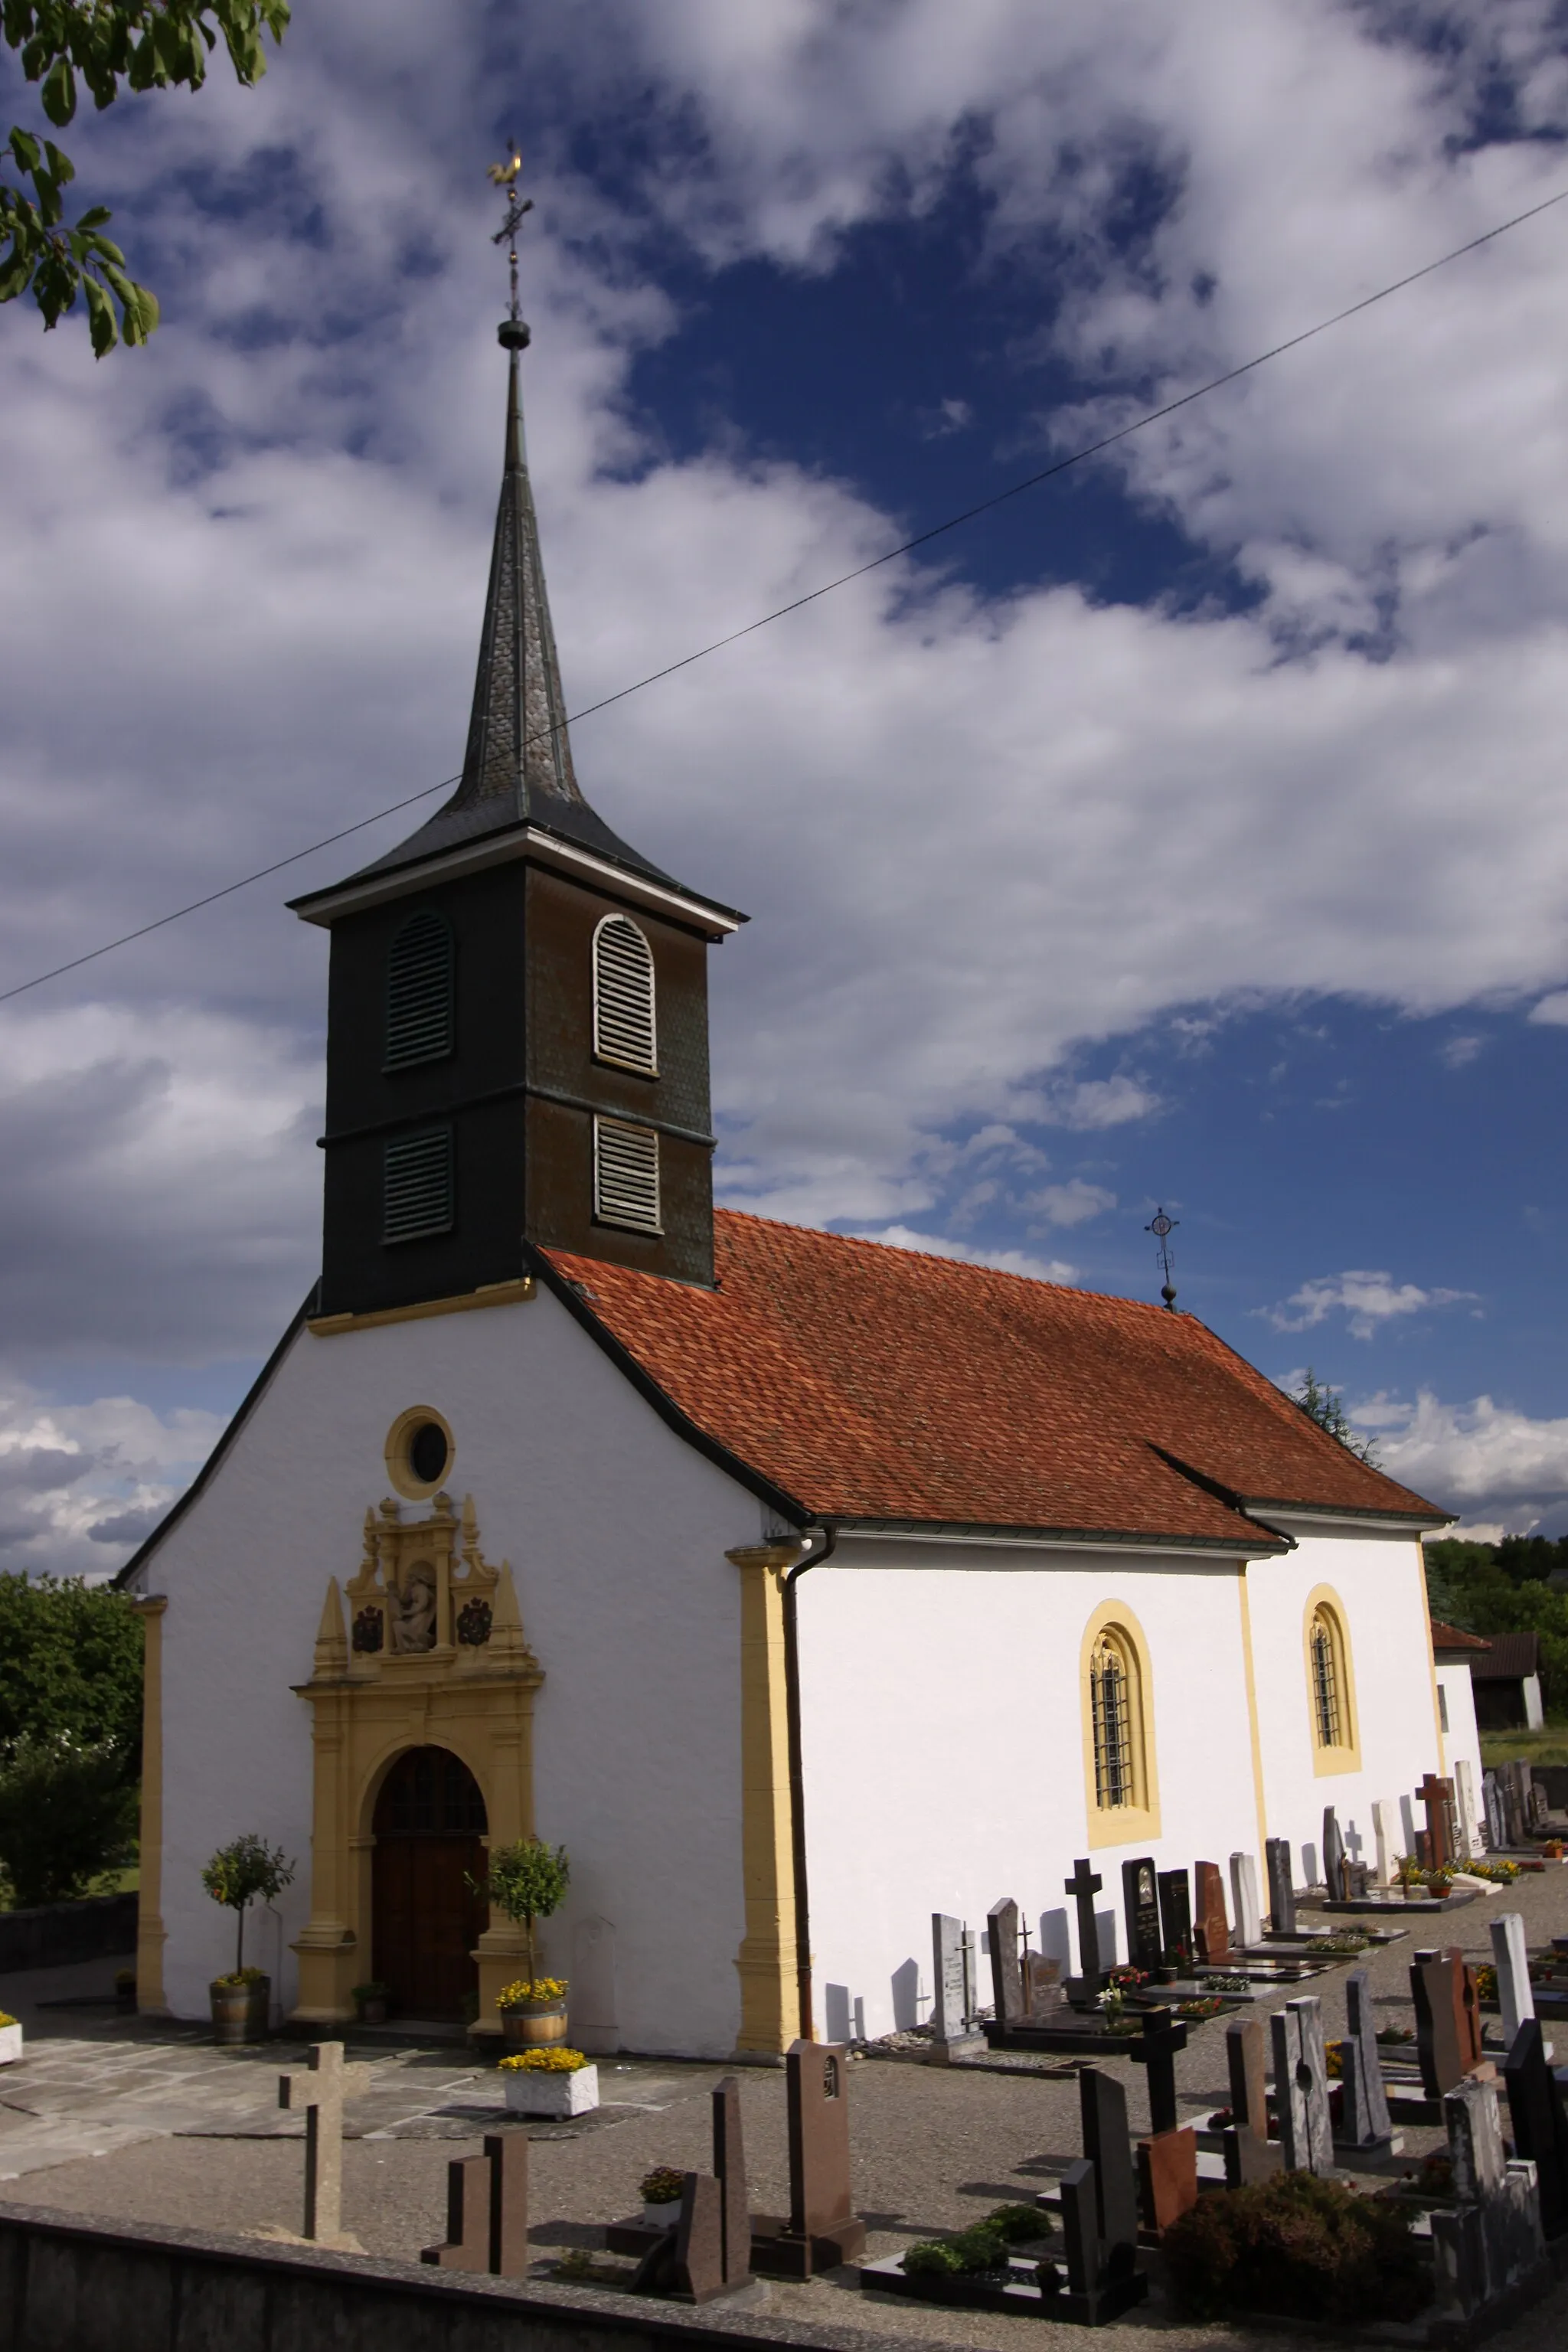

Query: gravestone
<box><xmin>1336</xmin><ymin>1971</ymin><xmax>1396</xmax><ymax>2156</ymax></box>
<box><xmin>1454</xmin><ymin>1759</ymin><xmax>1481</xmax><ymax>1860</ymax></box>
<box><xmin>1130</xmin><ymin>2005</ymin><xmax>1188</xmax><ymax>2138</ymax></box>
<box><xmin>962</xmin><ymin>1927</ymin><xmax>979</xmax><ymax>2024</ymax></box>
<box><xmin>1430</xmin><ymin>2073</ymin><xmax>1546</xmax><ymax>2319</ymax></box>
<box><xmin>1503</xmin><ymin>1762</ymin><xmax>1530</xmax><ymax>1849</ymax></box>
<box><xmin>1021</xmin><ymin>1950</ymin><xmax>1060</xmax><ymax>2019</ymax></box>
<box><xmin>931</xmin><ymin>1913</ymin><xmax>967</xmax><ymax>2043</ymax></box>
<box><xmin>643</xmin><ymin>2174</ymin><xmax>724</xmax><ymax>2303</ymax></box>
<box><xmin>277</xmin><ymin>2042</ymin><xmax>371</xmax><ymax>2247</ymax></box>
<box><xmin>1266</xmin><ymin>1838</ymin><xmax>1296</xmax><ymax>1936</ymax></box>
<box><xmin>1503</xmin><ymin>2019</ymin><xmax>1568</xmax><ymax>2239</ymax></box>
<box><xmin>1223</xmin><ymin>2015</ymin><xmax>1278</xmax><ymax>2186</ymax></box>
<box><xmin>1052</xmin><ymin>2155</ymin><xmax>1146</xmax><ymax>2321</ymax></box>
<box><xmin>1122</xmin><ymin>1857</ymin><xmax>1161</xmax><ymax>1972</ymax></box>
<box><xmin>1230</xmin><ymin>1851</ymin><xmax>1262</xmax><ymax>1948</ymax></box>
<box><xmin>1372</xmin><ymin>1798</ymin><xmax>1399</xmax><ymax>1888</ymax></box>
<box><xmin>1135</xmin><ymin>2128</ymin><xmax>1199</xmax><ymax>2239</ymax></box>
<box><xmin>1527</xmin><ymin>1778</ymin><xmax>1550</xmax><ymax>1834</ymax></box>
<box><xmin>1065</xmin><ymin>1858</ymin><xmax>1104</xmax><ymax>1996</ymax></box>
<box><xmin>1079</xmin><ymin>2067</ymin><xmax>1140</xmax><ymax>2256</ymax></box>
<box><xmin>1419</xmin><ymin>1774</ymin><xmax>1455</xmax><ymax>1870</ymax></box>
<box><xmin>1322</xmin><ymin>1808</ymin><xmax>1347</xmax><ymax>1898</ymax></box>
<box><xmin>752</xmin><ymin>2041</ymin><xmax>865</xmax><ymax>2278</ymax></box>
<box><xmin>1194</xmin><ymin>1862</ymin><xmax>1229</xmax><ymax>1962</ymax></box>
<box><xmin>1271</xmin><ymin>1998</ymin><xmax>1333</xmax><ymax>2174</ymax></box>
<box><xmin>1156</xmin><ymin>1867</ymin><xmax>1192</xmax><ymax>1968</ymax></box>
<box><xmin>712</xmin><ymin>2076</ymin><xmax>750</xmax><ymax>2291</ymax></box>
<box><xmin>1490</xmin><ymin>1913</ymin><xmax>1537</xmax><ymax>2049</ymax></box>
<box><xmin>1412</xmin><ymin>1948</ymin><xmax>1467</xmax><ymax>2098</ymax></box>
<box><xmin>422</xmin><ymin>2135</ymin><xmax>528</xmax><ymax>2276</ymax></box>
<box><xmin>986</xmin><ymin>1897</ymin><xmax>1025</xmax><ymax>2028</ymax></box>
<box><xmin>1483</xmin><ymin>1770</ymin><xmax>1505</xmax><ymax>1853</ymax></box>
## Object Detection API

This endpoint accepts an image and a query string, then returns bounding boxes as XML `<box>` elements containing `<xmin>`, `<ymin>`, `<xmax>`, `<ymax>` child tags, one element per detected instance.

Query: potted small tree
<box><xmin>478</xmin><ymin>1838</ymin><xmax>570</xmax><ymax>2044</ymax></box>
<box><xmin>201</xmin><ymin>1834</ymin><xmax>294</xmax><ymax>2044</ymax></box>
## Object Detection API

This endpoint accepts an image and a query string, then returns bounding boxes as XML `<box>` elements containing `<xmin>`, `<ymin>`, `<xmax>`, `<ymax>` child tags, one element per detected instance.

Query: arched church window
<box><xmin>1310</xmin><ymin>1605</ymin><xmax>1346</xmax><ymax>1749</ymax></box>
<box><xmin>1089</xmin><ymin>1627</ymin><xmax>1140</xmax><ymax>1810</ymax></box>
<box><xmin>385</xmin><ymin>909</ymin><xmax>454</xmax><ymax>1069</ymax></box>
<box><xmin>593</xmin><ymin>914</ymin><xmax>657</xmax><ymax>1075</ymax></box>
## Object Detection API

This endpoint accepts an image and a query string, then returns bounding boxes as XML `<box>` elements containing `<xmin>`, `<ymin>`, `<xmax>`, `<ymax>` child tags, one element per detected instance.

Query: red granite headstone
<box><xmin>1194</xmin><ymin>1862</ymin><xmax>1230</xmax><ymax>1962</ymax></box>
<box><xmin>1135</xmin><ymin>2128</ymin><xmax>1199</xmax><ymax>2239</ymax></box>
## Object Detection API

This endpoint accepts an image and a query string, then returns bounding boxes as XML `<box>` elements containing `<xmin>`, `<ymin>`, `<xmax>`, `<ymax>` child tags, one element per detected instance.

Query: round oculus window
<box><xmin>408</xmin><ymin>1420</ymin><xmax>449</xmax><ymax>1486</ymax></box>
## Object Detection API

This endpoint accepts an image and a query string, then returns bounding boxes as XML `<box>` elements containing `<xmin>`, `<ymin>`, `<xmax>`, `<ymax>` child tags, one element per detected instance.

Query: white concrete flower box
<box><xmin>0</xmin><ymin>2024</ymin><xmax>23</xmax><ymax>2066</ymax></box>
<box><xmin>502</xmin><ymin>2063</ymin><xmax>598</xmax><ymax>2118</ymax></box>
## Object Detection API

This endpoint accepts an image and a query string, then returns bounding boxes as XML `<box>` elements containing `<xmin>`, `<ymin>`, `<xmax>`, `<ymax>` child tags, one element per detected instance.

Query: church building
<box><xmin>121</xmin><ymin>298</ymin><xmax>1453</xmax><ymax>2058</ymax></box>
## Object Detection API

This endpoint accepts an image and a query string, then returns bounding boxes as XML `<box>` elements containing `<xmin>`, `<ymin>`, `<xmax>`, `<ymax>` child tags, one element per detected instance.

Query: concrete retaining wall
<box><xmin>0</xmin><ymin>2202</ymin><xmax>873</xmax><ymax>2352</ymax></box>
<box><xmin>0</xmin><ymin>1892</ymin><xmax>136</xmax><ymax>1976</ymax></box>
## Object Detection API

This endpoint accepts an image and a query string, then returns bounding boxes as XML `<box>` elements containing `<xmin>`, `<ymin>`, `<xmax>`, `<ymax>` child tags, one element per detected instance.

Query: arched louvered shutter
<box><xmin>385</xmin><ymin>910</ymin><xmax>454</xmax><ymax>1070</ymax></box>
<box><xmin>593</xmin><ymin>1116</ymin><xmax>661</xmax><ymax>1233</ymax></box>
<box><xmin>593</xmin><ymin>915</ymin><xmax>657</xmax><ymax>1075</ymax></box>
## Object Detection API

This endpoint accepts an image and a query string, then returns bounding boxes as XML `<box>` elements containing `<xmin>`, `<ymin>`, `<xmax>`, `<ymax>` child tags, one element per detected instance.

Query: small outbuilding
<box><xmin>1468</xmin><ymin>1629</ymin><xmax>1544</xmax><ymax>1733</ymax></box>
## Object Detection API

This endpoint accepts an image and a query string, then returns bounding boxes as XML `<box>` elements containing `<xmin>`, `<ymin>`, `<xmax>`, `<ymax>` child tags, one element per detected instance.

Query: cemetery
<box><xmin>0</xmin><ymin>1784</ymin><xmax>1566</xmax><ymax>2352</ymax></box>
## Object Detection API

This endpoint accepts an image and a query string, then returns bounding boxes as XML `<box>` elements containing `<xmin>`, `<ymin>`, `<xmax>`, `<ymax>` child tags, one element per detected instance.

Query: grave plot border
<box><xmin>861</xmin><ymin>2250</ymin><xmax>1148</xmax><ymax>2327</ymax></box>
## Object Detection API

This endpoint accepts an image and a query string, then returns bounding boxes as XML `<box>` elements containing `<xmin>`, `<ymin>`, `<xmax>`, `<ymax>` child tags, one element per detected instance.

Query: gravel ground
<box><xmin>5</xmin><ymin>1869</ymin><xmax>1568</xmax><ymax>2351</ymax></box>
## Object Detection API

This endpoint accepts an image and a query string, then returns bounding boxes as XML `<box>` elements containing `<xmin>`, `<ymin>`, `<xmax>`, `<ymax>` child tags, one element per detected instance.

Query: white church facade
<box><xmin>121</xmin><ymin>299</ymin><xmax>1455</xmax><ymax>2060</ymax></box>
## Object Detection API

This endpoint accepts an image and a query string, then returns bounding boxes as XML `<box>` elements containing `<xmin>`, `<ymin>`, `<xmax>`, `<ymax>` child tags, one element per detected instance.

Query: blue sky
<box><xmin>5</xmin><ymin>0</ymin><xmax>1568</xmax><ymax>1563</ymax></box>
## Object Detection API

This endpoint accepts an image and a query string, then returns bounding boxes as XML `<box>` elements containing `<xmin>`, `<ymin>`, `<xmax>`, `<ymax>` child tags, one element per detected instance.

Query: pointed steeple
<box><xmin>456</xmin><ymin>321</ymin><xmax>583</xmax><ymax>818</ymax></box>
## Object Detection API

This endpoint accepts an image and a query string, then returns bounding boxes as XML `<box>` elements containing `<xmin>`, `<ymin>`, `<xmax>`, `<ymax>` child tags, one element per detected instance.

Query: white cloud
<box><xmin>1265</xmin><ymin>1272</ymin><xmax>1476</xmax><ymax>1342</ymax></box>
<box><xmin>1439</xmin><ymin>1034</ymin><xmax>1485</xmax><ymax>1070</ymax></box>
<box><xmin>1374</xmin><ymin>1391</ymin><xmax>1568</xmax><ymax>1533</ymax></box>
<box><xmin>1528</xmin><ymin>993</ymin><xmax>1568</xmax><ymax>1026</ymax></box>
<box><xmin>0</xmin><ymin>1387</ymin><xmax>227</xmax><ymax>1580</ymax></box>
<box><xmin>1025</xmin><ymin>1180</ymin><xmax>1117</xmax><ymax>1229</ymax></box>
<box><xmin>848</xmin><ymin>1227</ymin><xmax>1076</xmax><ymax>1283</ymax></box>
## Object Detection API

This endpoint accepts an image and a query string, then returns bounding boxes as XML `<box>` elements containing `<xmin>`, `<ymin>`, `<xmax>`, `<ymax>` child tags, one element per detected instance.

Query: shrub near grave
<box><xmin>1163</xmin><ymin>2172</ymin><xmax>1430</xmax><ymax>2324</ymax></box>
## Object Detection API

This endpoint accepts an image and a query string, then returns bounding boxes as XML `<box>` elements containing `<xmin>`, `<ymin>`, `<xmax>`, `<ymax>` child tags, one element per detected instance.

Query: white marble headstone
<box><xmin>1371</xmin><ymin>1798</ymin><xmax>1399</xmax><ymax>1887</ymax></box>
<box><xmin>1490</xmin><ymin>1913</ymin><xmax>1537</xmax><ymax>2047</ymax></box>
<box><xmin>931</xmin><ymin>1913</ymin><xmax>967</xmax><ymax>2042</ymax></box>
<box><xmin>1271</xmin><ymin>1997</ymin><xmax>1334</xmax><ymax>2174</ymax></box>
<box><xmin>1229</xmin><ymin>1851</ymin><xmax>1261</xmax><ymax>1947</ymax></box>
<box><xmin>1453</xmin><ymin>1759</ymin><xmax>1482</xmax><ymax>1861</ymax></box>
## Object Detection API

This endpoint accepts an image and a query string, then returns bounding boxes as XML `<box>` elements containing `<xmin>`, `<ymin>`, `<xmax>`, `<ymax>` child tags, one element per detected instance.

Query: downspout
<box><xmin>782</xmin><ymin>1523</ymin><xmax>837</xmax><ymax>2042</ymax></box>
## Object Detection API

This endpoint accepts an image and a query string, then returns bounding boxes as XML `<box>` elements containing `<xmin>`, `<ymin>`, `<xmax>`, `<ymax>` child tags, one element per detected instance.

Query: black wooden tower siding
<box><xmin>291</xmin><ymin>320</ymin><xmax>744</xmax><ymax>1317</ymax></box>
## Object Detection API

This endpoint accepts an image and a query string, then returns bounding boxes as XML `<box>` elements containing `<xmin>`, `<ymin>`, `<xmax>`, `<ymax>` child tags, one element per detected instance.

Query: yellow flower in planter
<box><xmin>496</xmin><ymin>1976</ymin><xmax>568</xmax><ymax>2008</ymax></box>
<box><xmin>498</xmin><ymin>2046</ymin><xmax>587</xmax><ymax>2072</ymax></box>
<box><xmin>0</xmin><ymin>2013</ymin><xmax>15</xmax><ymax>2029</ymax></box>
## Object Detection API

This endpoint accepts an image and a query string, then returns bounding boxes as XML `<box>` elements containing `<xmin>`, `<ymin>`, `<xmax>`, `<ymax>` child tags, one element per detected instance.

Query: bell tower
<box><xmin>291</xmin><ymin>163</ymin><xmax>743</xmax><ymax>1318</ymax></box>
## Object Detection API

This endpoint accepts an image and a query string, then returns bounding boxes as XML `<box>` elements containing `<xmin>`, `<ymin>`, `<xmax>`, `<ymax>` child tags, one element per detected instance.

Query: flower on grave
<box><xmin>211</xmin><ymin>1965</ymin><xmax>268</xmax><ymax>1989</ymax></box>
<box><xmin>496</xmin><ymin>1976</ymin><xmax>568</xmax><ymax>2009</ymax></box>
<box><xmin>1105</xmin><ymin>1965</ymin><xmax>1148</xmax><ymax>1989</ymax></box>
<box><xmin>640</xmin><ymin>2166</ymin><xmax>687</xmax><ymax>2205</ymax></box>
<box><xmin>498</xmin><ymin>2046</ymin><xmax>587</xmax><ymax>2072</ymax></box>
<box><xmin>1375</xmin><ymin>2024</ymin><xmax>1416</xmax><ymax>2044</ymax></box>
<box><xmin>1177</xmin><ymin>1998</ymin><xmax>1225</xmax><ymax>2020</ymax></box>
<box><xmin>902</xmin><ymin>2206</ymin><xmax>1050</xmax><ymax>2280</ymax></box>
<box><xmin>1325</xmin><ymin>2040</ymin><xmax>1344</xmax><ymax>2079</ymax></box>
<box><xmin>1473</xmin><ymin>1964</ymin><xmax>1498</xmax><ymax>2004</ymax></box>
<box><xmin>0</xmin><ymin>2011</ymin><xmax>16</xmax><ymax>2028</ymax></box>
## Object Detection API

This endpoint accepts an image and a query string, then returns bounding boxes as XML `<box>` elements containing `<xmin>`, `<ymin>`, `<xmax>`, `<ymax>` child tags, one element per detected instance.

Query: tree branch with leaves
<box><xmin>2</xmin><ymin>1</ymin><xmax>289</xmax><ymax>354</ymax></box>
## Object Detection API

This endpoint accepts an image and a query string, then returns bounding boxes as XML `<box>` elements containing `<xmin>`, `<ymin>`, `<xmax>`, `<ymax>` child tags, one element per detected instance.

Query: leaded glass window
<box><xmin>1091</xmin><ymin>1633</ymin><xmax>1134</xmax><ymax>1809</ymax></box>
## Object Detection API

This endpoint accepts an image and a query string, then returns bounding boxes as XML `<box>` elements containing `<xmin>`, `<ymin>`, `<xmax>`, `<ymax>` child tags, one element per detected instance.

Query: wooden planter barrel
<box><xmin>501</xmin><ymin>2001</ymin><xmax>568</xmax><ymax>2048</ymax></box>
<box><xmin>210</xmin><ymin>1975</ymin><xmax>270</xmax><ymax>2046</ymax></box>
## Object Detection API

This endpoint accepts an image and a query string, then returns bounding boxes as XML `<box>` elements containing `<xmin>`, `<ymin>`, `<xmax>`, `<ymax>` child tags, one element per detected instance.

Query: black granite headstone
<box><xmin>1156</xmin><ymin>1868</ymin><xmax>1192</xmax><ymax>1968</ymax></box>
<box><xmin>1266</xmin><ymin>1837</ymin><xmax>1296</xmax><ymax>1936</ymax></box>
<box><xmin>1503</xmin><ymin>2019</ymin><xmax>1568</xmax><ymax>2239</ymax></box>
<box><xmin>1122</xmin><ymin>1857</ymin><xmax>1161</xmax><ymax>1972</ymax></box>
<box><xmin>1079</xmin><ymin>2066</ymin><xmax>1140</xmax><ymax>2256</ymax></box>
<box><xmin>1322</xmin><ymin>1807</ymin><xmax>1346</xmax><ymax>1898</ymax></box>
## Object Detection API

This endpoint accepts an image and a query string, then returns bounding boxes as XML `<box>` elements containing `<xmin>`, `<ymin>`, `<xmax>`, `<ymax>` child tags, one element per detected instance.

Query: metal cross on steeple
<box><xmin>487</xmin><ymin>139</ymin><xmax>533</xmax><ymax>347</ymax></box>
<box><xmin>1145</xmin><ymin>1207</ymin><xmax>1178</xmax><ymax>1311</ymax></box>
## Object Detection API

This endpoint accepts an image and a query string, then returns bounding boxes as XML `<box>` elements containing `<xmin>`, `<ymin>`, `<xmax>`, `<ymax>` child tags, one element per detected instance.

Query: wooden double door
<box><xmin>371</xmin><ymin>1746</ymin><xmax>488</xmax><ymax>2020</ymax></box>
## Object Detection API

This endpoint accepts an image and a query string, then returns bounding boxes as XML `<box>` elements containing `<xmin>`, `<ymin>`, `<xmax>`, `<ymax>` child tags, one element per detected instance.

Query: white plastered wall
<box><xmin>1435</xmin><ymin>1661</ymin><xmax>1485</xmax><ymax>1857</ymax></box>
<box><xmin>793</xmin><ymin>1539</ymin><xmax>1265</xmax><ymax>2043</ymax></box>
<box><xmin>132</xmin><ymin>1283</ymin><xmax>760</xmax><ymax>2055</ymax></box>
<box><xmin>1245</xmin><ymin>1524</ymin><xmax>1442</xmax><ymax>1887</ymax></box>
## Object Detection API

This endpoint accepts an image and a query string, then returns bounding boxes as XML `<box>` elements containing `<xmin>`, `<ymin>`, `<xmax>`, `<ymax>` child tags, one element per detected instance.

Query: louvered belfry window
<box><xmin>593</xmin><ymin>1116</ymin><xmax>661</xmax><ymax>1233</ymax></box>
<box><xmin>385</xmin><ymin>910</ymin><xmax>454</xmax><ymax>1069</ymax></box>
<box><xmin>593</xmin><ymin>914</ymin><xmax>657</xmax><ymax>1075</ymax></box>
<box><xmin>383</xmin><ymin>1125</ymin><xmax>454</xmax><ymax>1243</ymax></box>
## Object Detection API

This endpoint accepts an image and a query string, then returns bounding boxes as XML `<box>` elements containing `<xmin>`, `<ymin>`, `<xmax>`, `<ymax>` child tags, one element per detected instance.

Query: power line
<box><xmin>4</xmin><ymin>179</ymin><xmax>1564</xmax><ymax>1011</ymax></box>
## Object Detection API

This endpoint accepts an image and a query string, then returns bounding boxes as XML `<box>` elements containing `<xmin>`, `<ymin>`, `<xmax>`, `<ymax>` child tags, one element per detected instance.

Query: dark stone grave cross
<box><xmin>1130</xmin><ymin>2004</ymin><xmax>1188</xmax><ymax>2137</ymax></box>
<box><xmin>422</xmin><ymin>2134</ymin><xmax>528</xmax><ymax>2277</ymax></box>
<box><xmin>1065</xmin><ymin>1858</ymin><xmax>1103</xmax><ymax>1999</ymax></box>
<box><xmin>1419</xmin><ymin>1775</ymin><xmax>1455</xmax><ymax>1871</ymax></box>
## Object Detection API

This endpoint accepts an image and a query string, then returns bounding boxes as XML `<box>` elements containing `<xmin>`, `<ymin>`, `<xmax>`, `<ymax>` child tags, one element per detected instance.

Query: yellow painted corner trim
<box><xmin>727</xmin><ymin>1542</ymin><xmax>804</xmax><ymax>2056</ymax></box>
<box><xmin>1079</xmin><ymin>1597</ymin><xmax>1161</xmax><ymax>1850</ymax></box>
<box><xmin>1302</xmin><ymin>1583</ymin><xmax>1362</xmax><ymax>1777</ymax></box>
<box><xmin>129</xmin><ymin>1593</ymin><xmax>168</xmax><ymax>2014</ymax></box>
<box><xmin>308</xmin><ymin>1275</ymin><xmax>534</xmax><ymax>1337</ymax></box>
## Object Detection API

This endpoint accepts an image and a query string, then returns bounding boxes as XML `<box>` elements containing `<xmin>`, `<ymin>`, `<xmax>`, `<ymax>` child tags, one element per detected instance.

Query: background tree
<box><xmin>2</xmin><ymin>1</ymin><xmax>289</xmax><ymax>354</ymax></box>
<box><xmin>0</xmin><ymin>1572</ymin><xmax>143</xmax><ymax>1764</ymax></box>
<box><xmin>1423</xmin><ymin>1533</ymin><xmax>1568</xmax><ymax>1720</ymax></box>
<box><xmin>1292</xmin><ymin>1367</ymin><xmax>1380</xmax><ymax>1466</ymax></box>
<box><xmin>0</xmin><ymin>1733</ymin><xmax>138</xmax><ymax>1904</ymax></box>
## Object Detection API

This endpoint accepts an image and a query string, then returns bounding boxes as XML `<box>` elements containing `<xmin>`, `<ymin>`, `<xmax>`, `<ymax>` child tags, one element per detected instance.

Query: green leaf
<box><xmin>40</xmin><ymin>55</ymin><xmax>76</xmax><ymax>129</ymax></box>
<box><xmin>83</xmin><ymin>273</ymin><xmax>116</xmax><ymax>357</ymax></box>
<box><xmin>42</xmin><ymin>141</ymin><xmax>74</xmax><ymax>187</ymax></box>
<box><xmin>76</xmin><ymin>205</ymin><xmax>111</xmax><ymax>230</ymax></box>
<box><xmin>9</xmin><ymin>128</ymin><xmax>41</xmax><ymax>176</ymax></box>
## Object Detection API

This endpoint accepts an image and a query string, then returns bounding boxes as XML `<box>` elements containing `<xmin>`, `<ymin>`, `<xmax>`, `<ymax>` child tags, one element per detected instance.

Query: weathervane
<box><xmin>487</xmin><ymin>139</ymin><xmax>533</xmax><ymax>348</ymax></box>
<box><xmin>1145</xmin><ymin>1207</ymin><xmax>1178</xmax><ymax>1312</ymax></box>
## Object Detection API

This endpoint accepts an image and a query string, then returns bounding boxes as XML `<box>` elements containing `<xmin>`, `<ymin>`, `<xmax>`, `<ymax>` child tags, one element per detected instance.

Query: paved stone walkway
<box><xmin>3</xmin><ymin>1872</ymin><xmax>1568</xmax><ymax>2350</ymax></box>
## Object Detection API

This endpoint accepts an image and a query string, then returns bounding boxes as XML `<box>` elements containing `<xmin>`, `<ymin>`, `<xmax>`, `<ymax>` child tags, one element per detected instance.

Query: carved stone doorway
<box><xmin>371</xmin><ymin>1746</ymin><xmax>488</xmax><ymax>2019</ymax></box>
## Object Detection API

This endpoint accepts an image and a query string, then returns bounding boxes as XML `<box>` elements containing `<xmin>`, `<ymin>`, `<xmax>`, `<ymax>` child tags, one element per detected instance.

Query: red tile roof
<box><xmin>541</xmin><ymin>1213</ymin><xmax>1444</xmax><ymax>1547</ymax></box>
<box><xmin>1430</xmin><ymin>1619</ymin><xmax>1492</xmax><ymax>1654</ymax></box>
